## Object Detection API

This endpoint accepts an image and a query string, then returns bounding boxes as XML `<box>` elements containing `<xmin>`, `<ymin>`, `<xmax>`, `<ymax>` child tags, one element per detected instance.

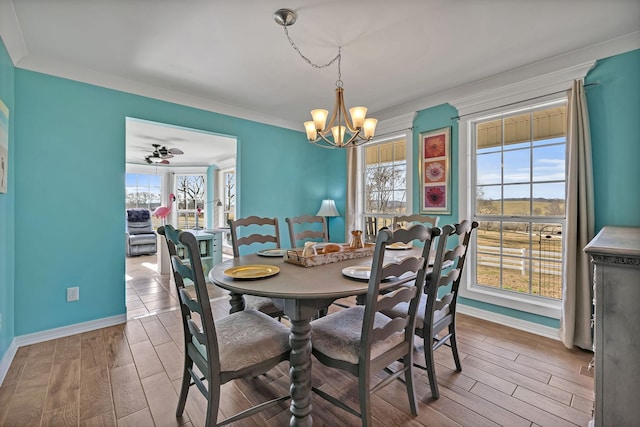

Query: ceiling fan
<box><xmin>144</xmin><ymin>143</ymin><xmax>184</xmax><ymax>165</ymax></box>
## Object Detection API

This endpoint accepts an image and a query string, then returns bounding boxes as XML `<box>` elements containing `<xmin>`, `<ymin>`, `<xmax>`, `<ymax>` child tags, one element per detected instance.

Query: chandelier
<box><xmin>274</xmin><ymin>8</ymin><xmax>378</xmax><ymax>149</ymax></box>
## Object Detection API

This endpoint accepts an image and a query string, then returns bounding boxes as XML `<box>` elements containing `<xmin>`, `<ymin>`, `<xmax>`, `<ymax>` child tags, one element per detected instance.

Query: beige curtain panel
<box><xmin>560</xmin><ymin>79</ymin><xmax>595</xmax><ymax>350</ymax></box>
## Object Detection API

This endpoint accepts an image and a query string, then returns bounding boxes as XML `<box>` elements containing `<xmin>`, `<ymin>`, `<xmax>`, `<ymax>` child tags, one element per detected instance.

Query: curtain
<box><xmin>346</xmin><ymin>146</ymin><xmax>358</xmax><ymax>239</ymax></box>
<box><xmin>560</xmin><ymin>79</ymin><xmax>595</xmax><ymax>350</ymax></box>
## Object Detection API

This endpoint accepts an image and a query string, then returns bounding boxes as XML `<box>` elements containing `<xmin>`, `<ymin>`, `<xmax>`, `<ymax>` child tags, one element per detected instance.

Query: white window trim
<box><xmin>453</xmin><ymin>62</ymin><xmax>594</xmax><ymax>319</ymax></box>
<box><xmin>355</xmin><ymin>113</ymin><xmax>415</xmax><ymax>231</ymax></box>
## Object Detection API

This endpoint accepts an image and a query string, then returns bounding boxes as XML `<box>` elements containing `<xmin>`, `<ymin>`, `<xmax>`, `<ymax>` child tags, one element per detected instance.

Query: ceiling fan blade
<box><xmin>159</xmin><ymin>159</ymin><xmax>170</xmax><ymax>165</ymax></box>
<box><xmin>167</xmin><ymin>147</ymin><xmax>183</xmax><ymax>155</ymax></box>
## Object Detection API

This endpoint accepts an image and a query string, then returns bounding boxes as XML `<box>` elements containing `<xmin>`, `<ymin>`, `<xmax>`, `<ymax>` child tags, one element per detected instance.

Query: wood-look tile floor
<box><xmin>0</xmin><ymin>256</ymin><xmax>594</xmax><ymax>426</ymax></box>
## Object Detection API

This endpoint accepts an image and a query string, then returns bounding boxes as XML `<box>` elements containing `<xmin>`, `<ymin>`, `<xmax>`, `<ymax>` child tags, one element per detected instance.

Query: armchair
<box><xmin>126</xmin><ymin>209</ymin><xmax>157</xmax><ymax>256</ymax></box>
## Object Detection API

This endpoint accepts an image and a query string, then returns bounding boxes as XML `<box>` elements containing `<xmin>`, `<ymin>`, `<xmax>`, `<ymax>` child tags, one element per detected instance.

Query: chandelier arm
<box><xmin>338</xmin><ymin>89</ymin><xmax>357</xmax><ymax>133</ymax></box>
<box><xmin>311</xmin><ymin>131</ymin><xmax>369</xmax><ymax>149</ymax></box>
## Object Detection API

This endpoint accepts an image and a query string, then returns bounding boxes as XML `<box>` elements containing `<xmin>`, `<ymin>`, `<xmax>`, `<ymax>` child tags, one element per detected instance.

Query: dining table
<box><xmin>208</xmin><ymin>246</ymin><xmax>434</xmax><ymax>427</ymax></box>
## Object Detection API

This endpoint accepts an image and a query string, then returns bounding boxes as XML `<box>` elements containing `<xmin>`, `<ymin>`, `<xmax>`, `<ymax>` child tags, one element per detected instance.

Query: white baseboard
<box><xmin>14</xmin><ymin>314</ymin><xmax>127</xmax><ymax>347</ymax></box>
<box><xmin>1</xmin><ymin>314</ymin><xmax>126</xmax><ymax>386</ymax></box>
<box><xmin>0</xmin><ymin>339</ymin><xmax>18</xmax><ymax>386</ymax></box>
<box><xmin>458</xmin><ymin>304</ymin><xmax>560</xmax><ymax>341</ymax></box>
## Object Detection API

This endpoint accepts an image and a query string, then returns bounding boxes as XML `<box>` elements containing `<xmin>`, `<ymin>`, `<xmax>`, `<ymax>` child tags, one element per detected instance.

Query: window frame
<box><xmin>459</xmin><ymin>95</ymin><xmax>570</xmax><ymax>319</ymax></box>
<box><xmin>356</xmin><ymin>130</ymin><xmax>413</xmax><ymax>231</ymax></box>
<box><xmin>174</xmin><ymin>173</ymin><xmax>207</xmax><ymax>229</ymax></box>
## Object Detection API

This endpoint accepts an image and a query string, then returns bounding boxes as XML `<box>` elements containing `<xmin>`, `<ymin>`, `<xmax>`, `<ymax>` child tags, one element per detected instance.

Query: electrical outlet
<box><xmin>67</xmin><ymin>286</ymin><xmax>80</xmax><ymax>302</ymax></box>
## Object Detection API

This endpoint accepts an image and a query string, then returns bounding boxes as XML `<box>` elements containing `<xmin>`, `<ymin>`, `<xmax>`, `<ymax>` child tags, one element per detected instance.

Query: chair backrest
<box><xmin>393</xmin><ymin>213</ymin><xmax>440</xmax><ymax>230</ymax></box>
<box><xmin>126</xmin><ymin>208</ymin><xmax>154</xmax><ymax>234</ymax></box>
<box><xmin>424</xmin><ymin>220</ymin><xmax>479</xmax><ymax>335</ymax></box>
<box><xmin>360</xmin><ymin>224</ymin><xmax>440</xmax><ymax>363</ymax></box>
<box><xmin>364</xmin><ymin>216</ymin><xmax>378</xmax><ymax>243</ymax></box>
<box><xmin>227</xmin><ymin>216</ymin><xmax>281</xmax><ymax>257</ymax></box>
<box><xmin>157</xmin><ymin>225</ymin><xmax>221</xmax><ymax>380</ymax></box>
<box><xmin>285</xmin><ymin>215</ymin><xmax>328</xmax><ymax>248</ymax></box>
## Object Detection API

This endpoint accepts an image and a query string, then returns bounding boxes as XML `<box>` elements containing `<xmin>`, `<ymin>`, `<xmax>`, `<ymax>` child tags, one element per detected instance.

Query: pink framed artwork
<box><xmin>419</xmin><ymin>127</ymin><xmax>450</xmax><ymax>214</ymax></box>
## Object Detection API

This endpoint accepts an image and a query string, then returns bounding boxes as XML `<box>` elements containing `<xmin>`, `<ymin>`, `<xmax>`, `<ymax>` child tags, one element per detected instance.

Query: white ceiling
<box><xmin>1</xmin><ymin>1</ymin><xmax>639</xmax><ymax>166</ymax></box>
<box><xmin>125</xmin><ymin>118</ymin><xmax>236</xmax><ymax>167</ymax></box>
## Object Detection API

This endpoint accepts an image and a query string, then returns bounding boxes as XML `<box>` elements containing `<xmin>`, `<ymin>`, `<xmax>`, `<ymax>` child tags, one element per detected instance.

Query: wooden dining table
<box><xmin>208</xmin><ymin>247</ymin><xmax>429</xmax><ymax>427</ymax></box>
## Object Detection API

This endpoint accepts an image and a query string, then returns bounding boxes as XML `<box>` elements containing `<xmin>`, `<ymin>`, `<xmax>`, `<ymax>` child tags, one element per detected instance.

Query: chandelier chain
<box><xmin>283</xmin><ymin>26</ymin><xmax>342</xmax><ymax>83</ymax></box>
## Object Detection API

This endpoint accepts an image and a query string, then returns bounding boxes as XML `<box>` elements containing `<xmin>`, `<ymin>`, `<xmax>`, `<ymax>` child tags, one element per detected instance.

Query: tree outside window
<box><xmin>176</xmin><ymin>174</ymin><xmax>205</xmax><ymax>229</ymax></box>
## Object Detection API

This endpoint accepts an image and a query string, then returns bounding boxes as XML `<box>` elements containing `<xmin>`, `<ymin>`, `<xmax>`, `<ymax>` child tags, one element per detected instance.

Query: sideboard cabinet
<box><xmin>584</xmin><ymin>226</ymin><xmax>640</xmax><ymax>427</ymax></box>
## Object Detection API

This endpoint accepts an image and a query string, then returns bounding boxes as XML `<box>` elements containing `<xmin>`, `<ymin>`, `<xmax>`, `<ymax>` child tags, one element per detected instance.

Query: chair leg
<box><xmin>205</xmin><ymin>379</ymin><xmax>221</xmax><ymax>427</ymax></box>
<box><xmin>358</xmin><ymin>368</ymin><xmax>372</xmax><ymax>427</ymax></box>
<box><xmin>424</xmin><ymin>334</ymin><xmax>440</xmax><ymax>399</ymax></box>
<box><xmin>403</xmin><ymin>354</ymin><xmax>418</xmax><ymax>415</ymax></box>
<box><xmin>449</xmin><ymin>323</ymin><xmax>462</xmax><ymax>372</ymax></box>
<box><xmin>176</xmin><ymin>359</ymin><xmax>193</xmax><ymax>417</ymax></box>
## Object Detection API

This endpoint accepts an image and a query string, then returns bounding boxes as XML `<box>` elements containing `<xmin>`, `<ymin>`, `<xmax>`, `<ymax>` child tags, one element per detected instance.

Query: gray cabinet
<box><xmin>584</xmin><ymin>226</ymin><xmax>640</xmax><ymax>427</ymax></box>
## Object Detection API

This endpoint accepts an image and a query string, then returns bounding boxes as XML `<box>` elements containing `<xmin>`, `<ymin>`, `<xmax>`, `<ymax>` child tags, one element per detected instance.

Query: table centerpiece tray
<box><xmin>285</xmin><ymin>243</ymin><xmax>375</xmax><ymax>267</ymax></box>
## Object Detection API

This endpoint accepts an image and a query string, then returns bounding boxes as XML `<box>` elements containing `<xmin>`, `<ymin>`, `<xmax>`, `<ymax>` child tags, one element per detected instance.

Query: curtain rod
<box><xmin>450</xmin><ymin>81</ymin><xmax>599</xmax><ymax>121</ymax></box>
<box><xmin>369</xmin><ymin>127</ymin><xmax>414</xmax><ymax>141</ymax></box>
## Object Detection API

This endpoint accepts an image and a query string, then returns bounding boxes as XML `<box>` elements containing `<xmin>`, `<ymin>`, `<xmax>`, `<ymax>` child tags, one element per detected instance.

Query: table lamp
<box><xmin>316</xmin><ymin>199</ymin><xmax>339</xmax><ymax>241</ymax></box>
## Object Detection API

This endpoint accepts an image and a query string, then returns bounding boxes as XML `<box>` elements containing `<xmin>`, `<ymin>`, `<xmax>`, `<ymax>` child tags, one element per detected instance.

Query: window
<box><xmin>175</xmin><ymin>174</ymin><xmax>206</xmax><ymax>229</ymax></box>
<box><xmin>222</xmin><ymin>170</ymin><xmax>236</xmax><ymax>224</ymax></box>
<box><xmin>472</xmin><ymin>101</ymin><xmax>567</xmax><ymax>304</ymax></box>
<box><xmin>361</xmin><ymin>136</ymin><xmax>407</xmax><ymax>230</ymax></box>
<box><xmin>126</xmin><ymin>173</ymin><xmax>162</xmax><ymax>229</ymax></box>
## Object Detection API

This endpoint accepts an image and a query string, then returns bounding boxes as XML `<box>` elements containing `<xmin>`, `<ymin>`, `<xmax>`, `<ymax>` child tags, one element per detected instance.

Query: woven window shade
<box><xmin>477</xmin><ymin>106</ymin><xmax>566</xmax><ymax>149</ymax></box>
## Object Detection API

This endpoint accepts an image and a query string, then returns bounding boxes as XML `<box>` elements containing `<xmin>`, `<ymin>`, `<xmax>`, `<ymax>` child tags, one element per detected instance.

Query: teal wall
<box><xmin>412</xmin><ymin>103</ymin><xmax>459</xmax><ymax>224</ymax></box>
<box><xmin>586</xmin><ymin>48</ymin><xmax>640</xmax><ymax>230</ymax></box>
<box><xmin>0</xmin><ymin>39</ymin><xmax>15</xmax><ymax>361</ymax></box>
<box><xmin>13</xmin><ymin>70</ymin><xmax>344</xmax><ymax>336</ymax></box>
<box><xmin>411</xmin><ymin>48</ymin><xmax>640</xmax><ymax>328</ymax></box>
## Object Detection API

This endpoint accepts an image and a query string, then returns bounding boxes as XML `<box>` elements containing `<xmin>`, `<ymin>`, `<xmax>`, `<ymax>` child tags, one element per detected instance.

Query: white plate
<box><xmin>342</xmin><ymin>265</ymin><xmax>371</xmax><ymax>280</ymax></box>
<box><xmin>387</xmin><ymin>242</ymin><xmax>413</xmax><ymax>250</ymax></box>
<box><xmin>257</xmin><ymin>249</ymin><xmax>287</xmax><ymax>257</ymax></box>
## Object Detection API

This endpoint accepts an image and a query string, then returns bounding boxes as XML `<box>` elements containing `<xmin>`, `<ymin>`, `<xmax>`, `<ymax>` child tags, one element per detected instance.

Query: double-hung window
<box><xmin>360</xmin><ymin>136</ymin><xmax>409</xmax><ymax>234</ymax></box>
<box><xmin>175</xmin><ymin>174</ymin><xmax>206</xmax><ymax>229</ymax></box>
<box><xmin>464</xmin><ymin>99</ymin><xmax>567</xmax><ymax>316</ymax></box>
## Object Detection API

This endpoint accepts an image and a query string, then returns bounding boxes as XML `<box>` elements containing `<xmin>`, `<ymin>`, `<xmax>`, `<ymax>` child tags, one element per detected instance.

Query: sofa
<box><xmin>126</xmin><ymin>208</ymin><xmax>157</xmax><ymax>256</ymax></box>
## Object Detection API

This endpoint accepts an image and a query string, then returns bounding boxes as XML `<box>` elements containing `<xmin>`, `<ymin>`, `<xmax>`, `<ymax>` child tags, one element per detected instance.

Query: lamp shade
<box><xmin>316</xmin><ymin>199</ymin><xmax>339</xmax><ymax>217</ymax></box>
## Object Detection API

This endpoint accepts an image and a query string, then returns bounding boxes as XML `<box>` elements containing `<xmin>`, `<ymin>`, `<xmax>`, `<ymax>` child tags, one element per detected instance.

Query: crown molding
<box><xmin>0</xmin><ymin>1</ymin><xmax>28</xmax><ymax>64</ymax></box>
<box><xmin>451</xmin><ymin>61</ymin><xmax>595</xmax><ymax>117</ymax></box>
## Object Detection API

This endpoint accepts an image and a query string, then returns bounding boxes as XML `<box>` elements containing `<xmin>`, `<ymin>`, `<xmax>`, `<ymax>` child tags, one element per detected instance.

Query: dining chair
<box><xmin>158</xmin><ymin>225</ymin><xmax>291</xmax><ymax>427</ymax></box>
<box><xmin>310</xmin><ymin>224</ymin><xmax>441</xmax><ymax>426</ymax></box>
<box><xmin>285</xmin><ymin>215</ymin><xmax>329</xmax><ymax>248</ymax></box>
<box><xmin>227</xmin><ymin>216</ymin><xmax>284</xmax><ymax>317</ymax></box>
<box><xmin>381</xmin><ymin>219</ymin><xmax>478</xmax><ymax>399</ymax></box>
<box><xmin>393</xmin><ymin>213</ymin><xmax>440</xmax><ymax>229</ymax></box>
<box><xmin>363</xmin><ymin>215</ymin><xmax>378</xmax><ymax>243</ymax></box>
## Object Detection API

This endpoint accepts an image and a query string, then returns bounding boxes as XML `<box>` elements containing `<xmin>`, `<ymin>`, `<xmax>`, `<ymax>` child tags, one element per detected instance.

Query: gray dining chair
<box><xmin>158</xmin><ymin>225</ymin><xmax>291</xmax><ymax>426</ymax></box>
<box><xmin>310</xmin><ymin>224</ymin><xmax>441</xmax><ymax>426</ymax></box>
<box><xmin>285</xmin><ymin>215</ymin><xmax>328</xmax><ymax>248</ymax></box>
<box><xmin>227</xmin><ymin>216</ymin><xmax>284</xmax><ymax>317</ymax></box>
<box><xmin>381</xmin><ymin>220</ymin><xmax>478</xmax><ymax>399</ymax></box>
<box><xmin>393</xmin><ymin>213</ymin><xmax>440</xmax><ymax>229</ymax></box>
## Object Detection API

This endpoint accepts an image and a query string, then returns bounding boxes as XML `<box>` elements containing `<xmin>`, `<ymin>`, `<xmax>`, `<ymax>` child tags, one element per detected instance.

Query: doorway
<box><xmin>125</xmin><ymin>117</ymin><xmax>237</xmax><ymax>319</ymax></box>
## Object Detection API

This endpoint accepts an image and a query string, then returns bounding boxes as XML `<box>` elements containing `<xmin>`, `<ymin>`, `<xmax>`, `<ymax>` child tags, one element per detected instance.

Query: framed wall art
<box><xmin>419</xmin><ymin>127</ymin><xmax>450</xmax><ymax>214</ymax></box>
